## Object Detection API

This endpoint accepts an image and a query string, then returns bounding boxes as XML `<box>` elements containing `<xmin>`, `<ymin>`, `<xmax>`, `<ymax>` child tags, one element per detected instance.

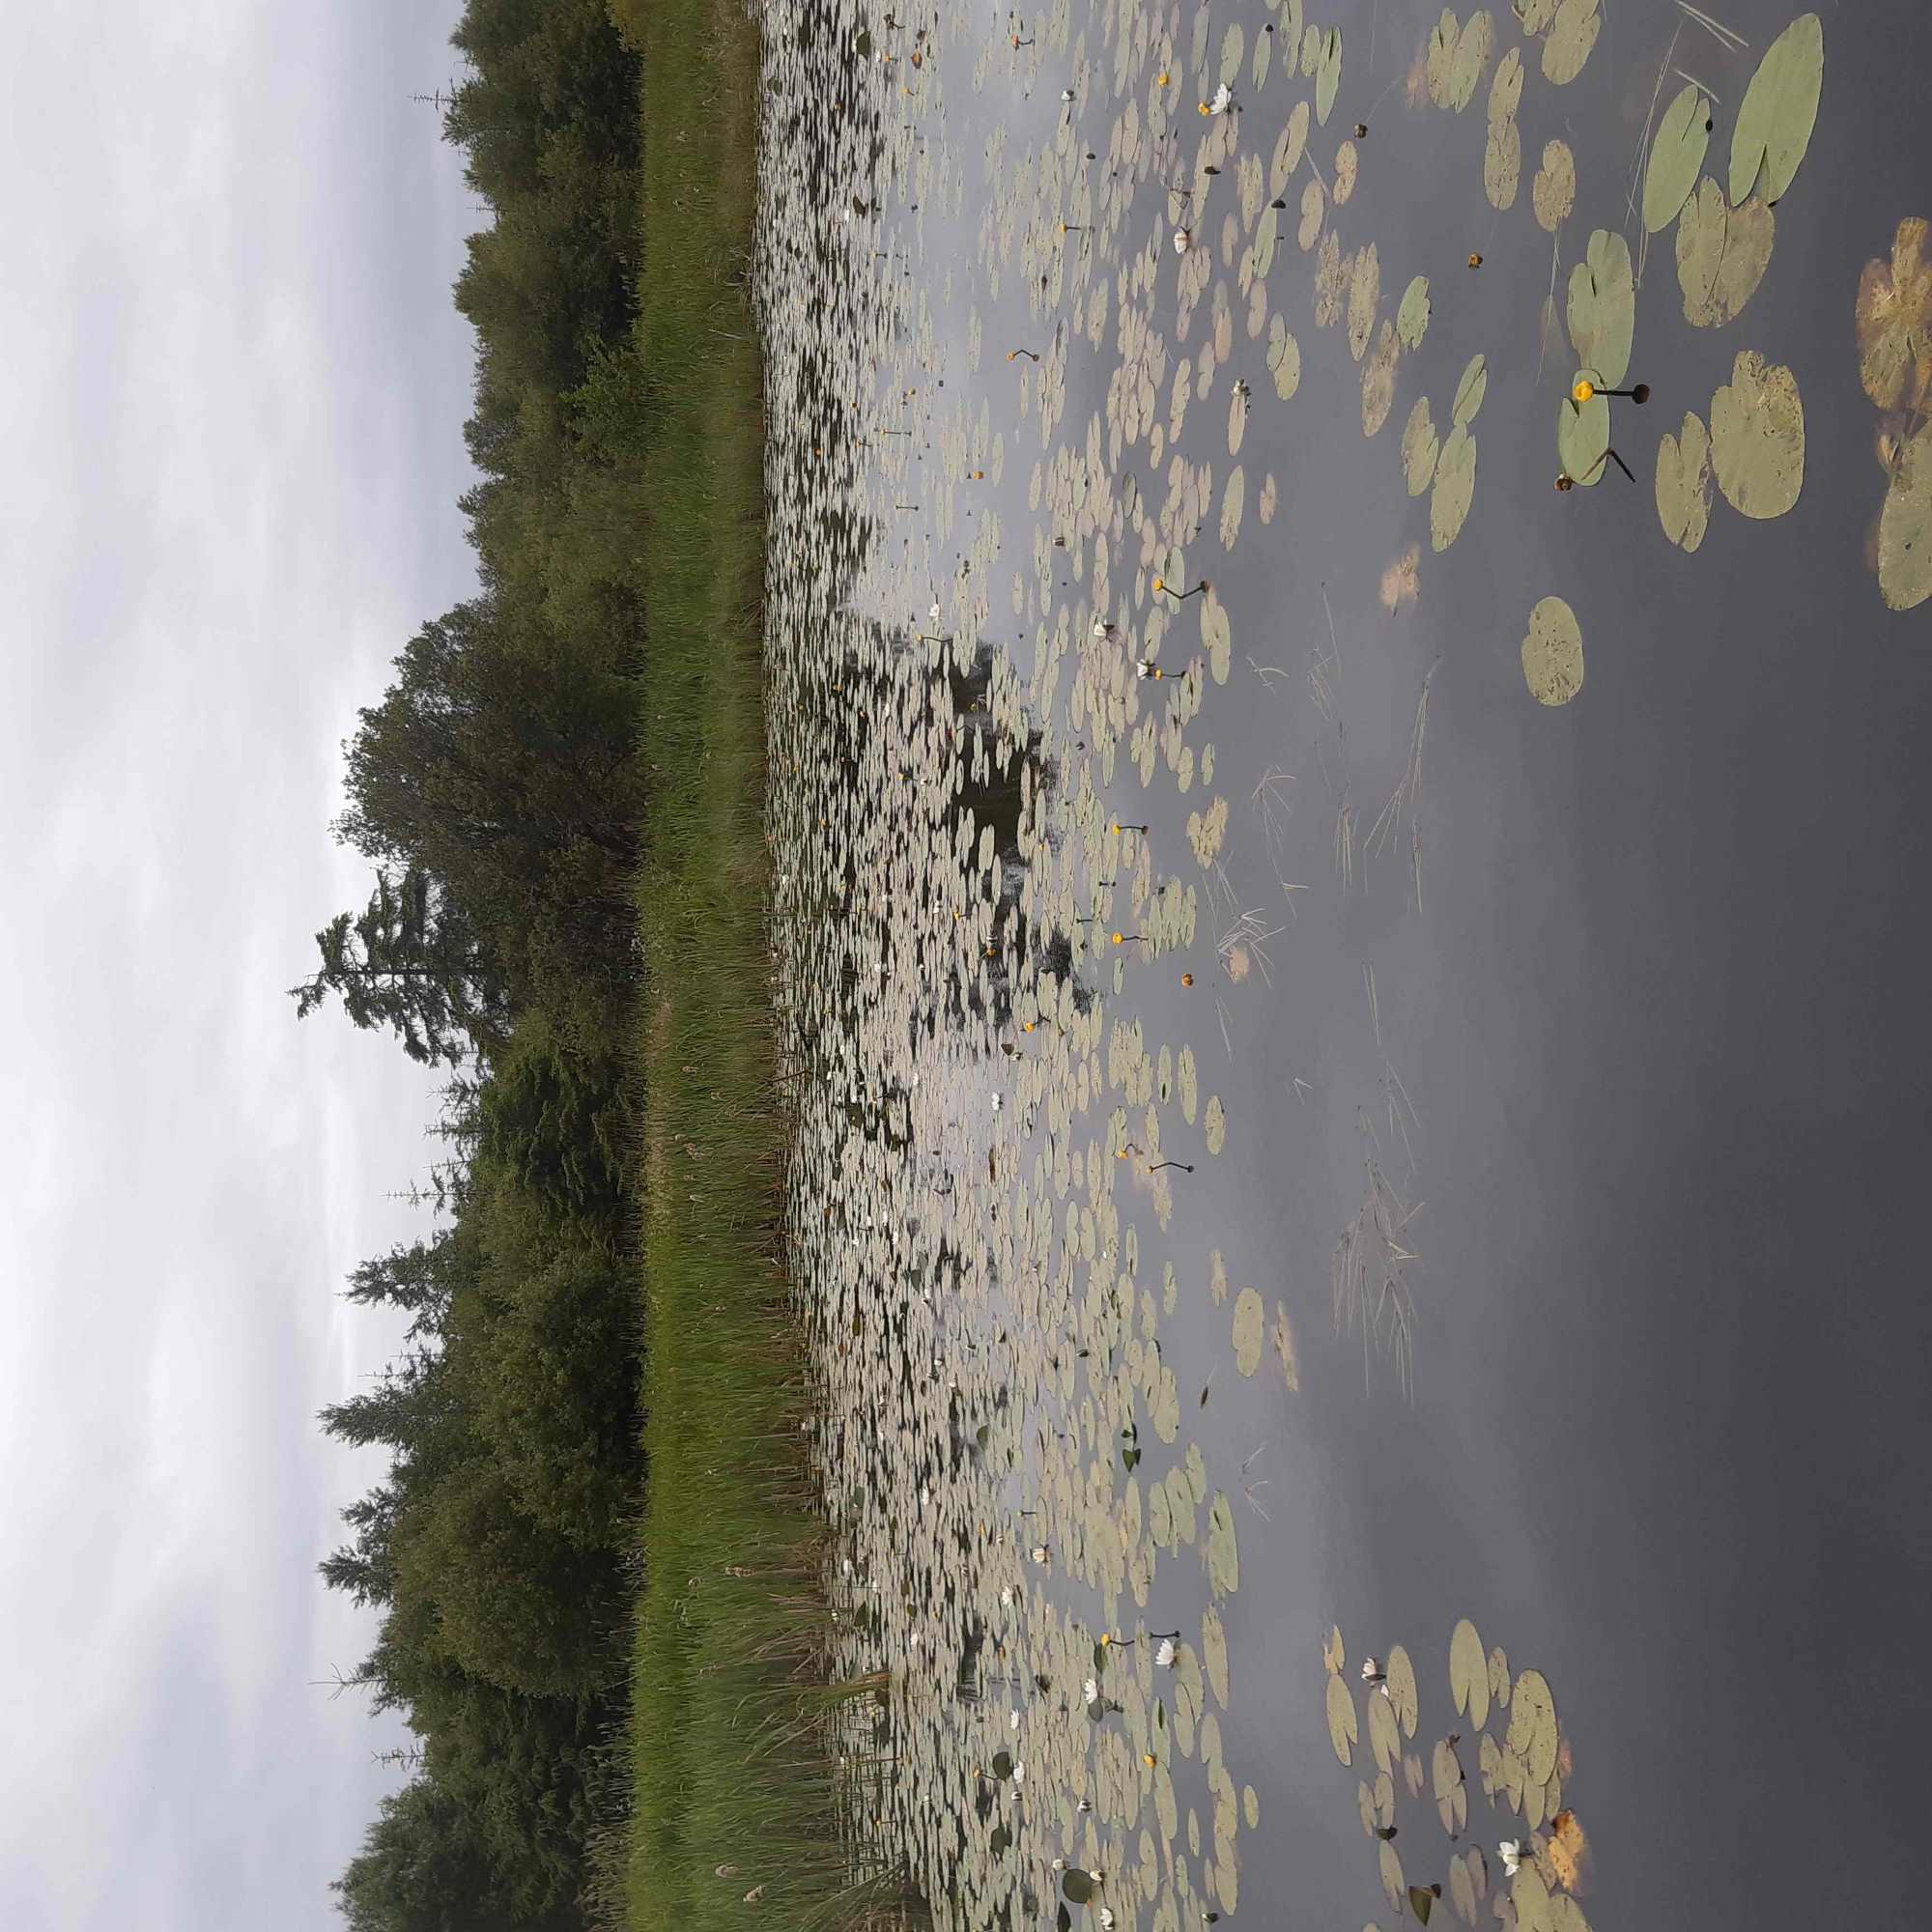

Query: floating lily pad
<box><xmin>1506</xmin><ymin>1668</ymin><xmax>1559</xmax><ymax>1785</ymax></box>
<box><xmin>1367</xmin><ymin>1679</ymin><xmax>1402</xmax><ymax>1773</ymax></box>
<box><xmin>1642</xmin><ymin>82</ymin><xmax>1711</xmax><ymax>233</ymax></box>
<box><xmin>1512</xmin><ymin>1864</ymin><xmax>1552</xmax><ymax>1932</ymax></box>
<box><xmin>1432</xmin><ymin>1735</ymin><xmax>1463</xmax><ymax>1804</ymax></box>
<box><xmin>1449</xmin><ymin>1617</ymin><xmax>1490</xmax><ymax>1730</ymax></box>
<box><xmin>1566</xmin><ymin>228</ymin><xmax>1634</xmax><ymax>387</ymax></box>
<box><xmin>1061</xmin><ymin>1868</ymin><xmax>1097</xmax><ymax>1905</ymax></box>
<box><xmin>1484</xmin><ymin>115</ymin><xmax>1521</xmax><ymax>211</ymax></box>
<box><xmin>1532</xmin><ymin>138</ymin><xmax>1576</xmax><ymax>231</ymax></box>
<box><xmin>1518</xmin><ymin>0</ymin><xmax>1558</xmax><ymax>28</ymax></box>
<box><xmin>1385</xmin><ymin>1644</ymin><xmax>1419</xmax><ymax>1737</ymax></box>
<box><xmin>1403</xmin><ymin>396</ymin><xmax>1440</xmax><ymax>496</ymax></box>
<box><xmin>1334</xmin><ymin>137</ymin><xmax>1359</xmax><ymax>205</ymax></box>
<box><xmin>1323</xmin><ymin>1624</ymin><xmax>1347</xmax><ymax>1674</ymax></box>
<box><xmin>1272</xmin><ymin>99</ymin><xmax>1311</xmax><ymax>197</ymax></box>
<box><xmin>1489</xmin><ymin>1645</ymin><xmax>1511</xmax><ymax>1707</ymax></box>
<box><xmin>1251</xmin><ymin>202</ymin><xmax>1281</xmax><ymax>278</ymax></box>
<box><xmin>1430</xmin><ymin>424</ymin><xmax>1477</xmax><ymax>550</ymax></box>
<box><xmin>1349</xmin><ymin>242</ymin><xmax>1382</xmax><ymax>360</ymax></box>
<box><xmin>1557</xmin><ymin>386</ymin><xmax>1609</xmax><ymax>485</ymax></box>
<box><xmin>1520</xmin><ymin>596</ymin><xmax>1584</xmax><ymax>707</ymax></box>
<box><xmin>1378</xmin><ymin>1838</ymin><xmax>1406</xmax><ymax>1911</ymax></box>
<box><xmin>1675</xmin><ymin>177</ymin><xmax>1775</xmax><ymax>327</ymax></box>
<box><xmin>1450</xmin><ymin>1855</ymin><xmax>1476</xmax><ymax>1925</ymax></box>
<box><xmin>1856</xmin><ymin>216</ymin><xmax>1932</xmax><ymax>412</ymax></box>
<box><xmin>1426</xmin><ymin>10</ymin><xmax>1459</xmax><ymax>109</ymax></box>
<box><xmin>1232</xmin><ymin>1286</ymin><xmax>1264</xmax><ymax>1375</ymax></box>
<box><xmin>1450</xmin><ymin>11</ymin><xmax>1494</xmax><ymax>110</ymax></box>
<box><xmin>1488</xmin><ymin>42</ymin><xmax>1522</xmax><ymax>123</ymax></box>
<box><xmin>1477</xmin><ymin>1731</ymin><xmax>1503</xmax><ymax>1798</ymax></box>
<box><xmin>1206</xmin><ymin>1492</ymin><xmax>1238</xmax><ymax>1594</ymax></box>
<box><xmin>1398</xmin><ymin>275</ymin><xmax>1433</xmax><ymax>349</ymax></box>
<box><xmin>1253</xmin><ymin>19</ymin><xmax>1275</xmax><ymax>91</ymax></box>
<box><xmin>1362</xmin><ymin>321</ymin><xmax>1400</xmax><ymax>436</ymax></box>
<box><xmin>1299</xmin><ymin>175</ymin><xmax>1326</xmax><ymax>251</ymax></box>
<box><xmin>1375</xmin><ymin>1768</ymin><xmax>1396</xmax><ymax>1828</ymax></box>
<box><xmin>1729</xmin><ymin>12</ymin><xmax>1824</xmax><ymax>206</ymax></box>
<box><xmin>1879</xmin><ymin>420</ymin><xmax>1932</xmax><ymax>611</ymax></box>
<box><xmin>1711</xmin><ymin>348</ymin><xmax>1805</xmax><ymax>519</ymax></box>
<box><xmin>1316</xmin><ymin>27</ymin><xmax>1344</xmax><ymax>126</ymax></box>
<box><xmin>1453</xmin><ymin>353</ymin><xmax>1489</xmax><ymax>427</ymax></box>
<box><xmin>1542</xmin><ymin>0</ymin><xmax>1600</xmax><ymax>87</ymax></box>
<box><xmin>1220</xmin><ymin>22</ymin><xmax>1246</xmax><ymax>86</ymax></box>
<box><xmin>1325</xmin><ymin>1667</ymin><xmax>1359</xmax><ymax>1765</ymax></box>
<box><xmin>1267</xmin><ymin>314</ymin><xmax>1303</xmax><ymax>399</ymax></box>
<box><xmin>1655</xmin><ymin>410</ymin><xmax>1714</xmax><ymax>553</ymax></box>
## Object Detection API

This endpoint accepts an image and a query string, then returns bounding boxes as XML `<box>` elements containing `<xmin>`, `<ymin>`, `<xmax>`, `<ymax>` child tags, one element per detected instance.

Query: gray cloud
<box><xmin>0</xmin><ymin>4</ymin><xmax>492</xmax><ymax>1924</ymax></box>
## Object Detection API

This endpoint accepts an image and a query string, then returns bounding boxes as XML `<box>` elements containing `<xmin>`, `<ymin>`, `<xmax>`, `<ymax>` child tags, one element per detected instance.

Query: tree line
<box><xmin>298</xmin><ymin>3</ymin><xmax>661</xmax><ymax>1924</ymax></box>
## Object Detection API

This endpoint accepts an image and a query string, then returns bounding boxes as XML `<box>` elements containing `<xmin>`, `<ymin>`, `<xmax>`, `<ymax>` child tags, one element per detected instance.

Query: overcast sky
<box><xmin>0</xmin><ymin>4</ymin><xmax>484</xmax><ymax>1923</ymax></box>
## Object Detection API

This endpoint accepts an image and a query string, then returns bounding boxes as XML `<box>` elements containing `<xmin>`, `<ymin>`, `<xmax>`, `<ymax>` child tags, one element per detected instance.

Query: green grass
<box><xmin>601</xmin><ymin>2</ymin><xmax>919</xmax><ymax>1926</ymax></box>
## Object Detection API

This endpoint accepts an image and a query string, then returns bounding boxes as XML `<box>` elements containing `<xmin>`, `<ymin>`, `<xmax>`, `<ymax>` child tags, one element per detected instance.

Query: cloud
<box><xmin>0</xmin><ymin>3</ymin><xmax>490</xmax><ymax>1924</ymax></box>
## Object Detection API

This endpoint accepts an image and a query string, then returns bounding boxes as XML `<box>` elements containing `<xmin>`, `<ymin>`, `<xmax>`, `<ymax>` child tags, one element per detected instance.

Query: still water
<box><xmin>759</xmin><ymin>2</ymin><xmax>1932</xmax><ymax>1925</ymax></box>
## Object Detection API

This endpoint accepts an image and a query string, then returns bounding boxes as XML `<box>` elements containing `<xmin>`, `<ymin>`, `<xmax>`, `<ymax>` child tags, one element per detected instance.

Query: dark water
<box><xmin>762</xmin><ymin>1</ymin><xmax>1932</xmax><ymax>1925</ymax></box>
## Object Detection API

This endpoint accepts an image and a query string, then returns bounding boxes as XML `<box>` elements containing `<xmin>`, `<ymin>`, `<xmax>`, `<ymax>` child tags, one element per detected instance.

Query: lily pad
<box><xmin>1250</xmin><ymin>203</ymin><xmax>1281</xmax><ymax>278</ymax></box>
<box><xmin>1427</xmin><ymin>11</ymin><xmax>1459</xmax><ymax>109</ymax></box>
<box><xmin>1488</xmin><ymin>43</ymin><xmax>1522</xmax><ymax>123</ymax></box>
<box><xmin>1566</xmin><ymin>228</ymin><xmax>1634</xmax><ymax>387</ymax></box>
<box><xmin>1349</xmin><ymin>242</ymin><xmax>1381</xmax><ymax>361</ymax></box>
<box><xmin>1520</xmin><ymin>596</ymin><xmax>1584</xmax><ymax>707</ymax></box>
<box><xmin>1363</xmin><ymin>321</ymin><xmax>1400</xmax><ymax>437</ymax></box>
<box><xmin>1220</xmin><ymin>22</ymin><xmax>1246</xmax><ymax>87</ymax></box>
<box><xmin>1061</xmin><ymin>1868</ymin><xmax>1097</xmax><ymax>1905</ymax></box>
<box><xmin>1325</xmin><ymin>1667</ymin><xmax>1359</xmax><ymax>1765</ymax></box>
<box><xmin>1272</xmin><ymin>99</ymin><xmax>1311</xmax><ymax>197</ymax></box>
<box><xmin>1403</xmin><ymin>396</ymin><xmax>1440</xmax><ymax>496</ymax></box>
<box><xmin>1334</xmin><ymin>137</ymin><xmax>1359</xmax><ymax>205</ymax></box>
<box><xmin>1299</xmin><ymin>176</ymin><xmax>1326</xmax><ymax>252</ymax></box>
<box><xmin>1484</xmin><ymin>115</ymin><xmax>1521</xmax><ymax>211</ymax></box>
<box><xmin>1323</xmin><ymin>1624</ymin><xmax>1347</xmax><ymax>1674</ymax></box>
<box><xmin>1675</xmin><ymin>177</ymin><xmax>1775</xmax><ymax>327</ymax></box>
<box><xmin>1378</xmin><ymin>1838</ymin><xmax>1406</xmax><ymax>1911</ymax></box>
<box><xmin>1268</xmin><ymin>314</ymin><xmax>1303</xmax><ymax>399</ymax></box>
<box><xmin>1531</xmin><ymin>138</ymin><xmax>1575</xmax><ymax>231</ymax></box>
<box><xmin>1542</xmin><ymin>0</ymin><xmax>1600</xmax><ymax>87</ymax></box>
<box><xmin>1452</xmin><ymin>353</ymin><xmax>1489</xmax><ymax>427</ymax></box>
<box><xmin>1301</xmin><ymin>21</ymin><xmax>1321</xmax><ymax>77</ymax></box>
<box><xmin>1856</xmin><ymin>216</ymin><xmax>1932</xmax><ymax>412</ymax></box>
<box><xmin>1315</xmin><ymin>27</ymin><xmax>1344</xmax><ymax>127</ymax></box>
<box><xmin>1233</xmin><ymin>1287</ymin><xmax>1264</xmax><ymax>1374</ymax></box>
<box><xmin>1878</xmin><ymin>420</ymin><xmax>1932</xmax><ymax>611</ymax></box>
<box><xmin>1367</xmin><ymin>1679</ymin><xmax>1402</xmax><ymax>1773</ymax></box>
<box><xmin>1655</xmin><ymin>411</ymin><xmax>1714</xmax><ymax>554</ymax></box>
<box><xmin>1490</xmin><ymin>1646</ymin><xmax>1511</xmax><ymax>1708</ymax></box>
<box><xmin>1711</xmin><ymin>348</ymin><xmax>1805</xmax><ymax>519</ymax></box>
<box><xmin>1518</xmin><ymin>0</ymin><xmax>1558</xmax><ymax>28</ymax></box>
<box><xmin>1206</xmin><ymin>1492</ymin><xmax>1238</xmax><ymax>1594</ymax></box>
<box><xmin>1506</xmin><ymin>1668</ymin><xmax>1559</xmax><ymax>1785</ymax></box>
<box><xmin>1398</xmin><ymin>276</ymin><xmax>1433</xmax><ymax>349</ymax></box>
<box><xmin>1450</xmin><ymin>11</ymin><xmax>1494</xmax><ymax>111</ymax></box>
<box><xmin>1642</xmin><ymin>82</ymin><xmax>1711</xmax><ymax>233</ymax></box>
<box><xmin>1557</xmin><ymin>387</ymin><xmax>1610</xmax><ymax>487</ymax></box>
<box><xmin>1385</xmin><ymin>1644</ymin><xmax>1419</xmax><ymax>1737</ymax></box>
<box><xmin>1450</xmin><ymin>1855</ymin><xmax>1477</xmax><ymax>1925</ymax></box>
<box><xmin>1449</xmin><ymin>1617</ymin><xmax>1490</xmax><ymax>1730</ymax></box>
<box><xmin>1253</xmin><ymin>19</ymin><xmax>1275</xmax><ymax>92</ymax></box>
<box><xmin>1430</xmin><ymin>424</ymin><xmax>1477</xmax><ymax>550</ymax></box>
<box><xmin>1729</xmin><ymin>12</ymin><xmax>1824</xmax><ymax>206</ymax></box>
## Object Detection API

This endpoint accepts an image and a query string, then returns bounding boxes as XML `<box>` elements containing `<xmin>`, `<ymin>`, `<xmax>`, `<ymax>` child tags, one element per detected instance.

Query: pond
<box><xmin>757</xmin><ymin>2</ymin><xmax>1932</xmax><ymax>1926</ymax></box>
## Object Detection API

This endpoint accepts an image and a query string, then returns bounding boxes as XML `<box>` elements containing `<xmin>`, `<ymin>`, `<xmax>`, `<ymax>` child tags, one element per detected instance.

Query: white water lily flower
<box><xmin>1011</xmin><ymin>1761</ymin><xmax>1026</xmax><ymax>1785</ymax></box>
<box><xmin>1052</xmin><ymin>1858</ymin><xmax>1067</xmax><ymax>1872</ymax></box>
<box><xmin>929</xmin><ymin>601</ymin><xmax>942</xmax><ymax>621</ymax></box>
<box><xmin>1173</xmin><ymin>226</ymin><xmax>1191</xmax><ymax>255</ymax></box>
<box><xmin>1030</xmin><ymin>1544</ymin><xmax>1049</xmax><ymax>1563</ymax></box>
<box><xmin>1360</xmin><ymin>1656</ymin><xmax>1384</xmax><ymax>1684</ymax></box>
<box><xmin>1499</xmin><ymin>1840</ymin><xmax>1523</xmax><ymax>1877</ymax></box>
<box><xmin>1083</xmin><ymin>1676</ymin><xmax>1099</xmax><ymax>1702</ymax></box>
<box><xmin>1076</xmin><ymin>1797</ymin><xmax>1093</xmax><ymax>1813</ymax></box>
<box><xmin>1093</xmin><ymin>616</ymin><xmax>1114</xmax><ymax>638</ymax></box>
<box><xmin>1098</xmin><ymin>1912</ymin><xmax>1115</xmax><ymax>1930</ymax></box>
<box><xmin>1136</xmin><ymin>659</ymin><xmax>1155</xmax><ymax>678</ymax></box>
<box><xmin>1061</xmin><ymin>87</ymin><xmax>1075</xmax><ymax>102</ymax></box>
<box><xmin>1000</xmin><ymin>1584</ymin><xmax>1014</xmax><ymax>1607</ymax></box>
<box><xmin>1010</xmin><ymin>1709</ymin><xmax>1021</xmax><ymax>1731</ymax></box>
<box><xmin>992</xmin><ymin>1092</ymin><xmax>1003</xmax><ymax>1111</ymax></box>
<box><xmin>1154</xmin><ymin>1637</ymin><xmax>1177</xmax><ymax>1668</ymax></box>
<box><xmin>1206</xmin><ymin>82</ymin><xmax>1235</xmax><ymax>115</ymax></box>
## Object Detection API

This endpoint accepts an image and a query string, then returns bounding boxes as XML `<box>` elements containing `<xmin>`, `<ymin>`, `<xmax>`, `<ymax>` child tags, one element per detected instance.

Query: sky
<box><xmin>0</xmin><ymin>4</ymin><xmax>484</xmax><ymax>1923</ymax></box>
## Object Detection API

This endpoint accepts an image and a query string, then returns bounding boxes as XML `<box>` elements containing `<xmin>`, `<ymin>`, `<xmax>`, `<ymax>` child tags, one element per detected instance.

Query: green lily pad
<box><xmin>1655</xmin><ymin>410</ymin><xmax>1714</xmax><ymax>554</ymax></box>
<box><xmin>1505</xmin><ymin>1667</ymin><xmax>1559</xmax><ymax>1784</ymax></box>
<box><xmin>1272</xmin><ymin>99</ymin><xmax>1311</xmax><ymax>198</ymax></box>
<box><xmin>1268</xmin><ymin>313</ymin><xmax>1303</xmax><ymax>399</ymax></box>
<box><xmin>1512</xmin><ymin>1864</ymin><xmax>1553</xmax><ymax>1932</ymax></box>
<box><xmin>1362</xmin><ymin>320</ymin><xmax>1400</xmax><ymax>437</ymax></box>
<box><xmin>1856</xmin><ymin>216</ymin><xmax>1932</xmax><ymax>412</ymax></box>
<box><xmin>1642</xmin><ymin>82</ymin><xmax>1711</xmax><ymax>233</ymax></box>
<box><xmin>1398</xmin><ymin>275</ymin><xmax>1433</xmax><ymax>349</ymax></box>
<box><xmin>1325</xmin><ymin>1666</ymin><xmax>1359</xmax><ymax>1765</ymax></box>
<box><xmin>1430</xmin><ymin>424</ymin><xmax>1477</xmax><ymax>550</ymax></box>
<box><xmin>1206</xmin><ymin>1492</ymin><xmax>1238</xmax><ymax>1594</ymax></box>
<box><xmin>1403</xmin><ymin>395</ymin><xmax>1440</xmax><ymax>496</ymax></box>
<box><xmin>1520</xmin><ymin>596</ymin><xmax>1584</xmax><ymax>707</ymax></box>
<box><xmin>1220</xmin><ymin>22</ymin><xmax>1246</xmax><ymax>86</ymax></box>
<box><xmin>1301</xmin><ymin>21</ymin><xmax>1321</xmax><ymax>77</ymax></box>
<box><xmin>1366</xmin><ymin>1677</ymin><xmax>1401</xmax><ymax>1773</ymax></box>
<box><xmin>1432</xmin><ymin>1735</ymin><xmax>1463</xmax><ymax>1803</ymax></box>
<box><xmin>1299</xmin><ymin>175</ymin><xmax>1325</xmax><ymax>251</ymax></box>
<box><xmin>1489</xmin><ymin>1645</ymin><xmax>1511</xmax><ymax>1707</ymax></box>
<box><xmin>1253</xmin><ymin>18</ymin><xmax>1274</xmax><ymax>92</ymax></box>
<box><xmin>1232</xmin><ymin>1287</ymin><xmax>1264</xmax><ymax>1376</ymax></box>
<box><xmin>1556</xmin><ymin>387</ymin><xmax>1609</xmax><ymax>487</ymax></box>
<box><xmin>1484</xmin><ymin>114</ymin><xmax>1521</xmax><ymax>211</ymax></box>
<box><xmin>1879</xmin><ymin>420</ymin><xmax>1932</xmax><ymax>611</ymax></box>
<box><xmin>1711</xmin><ymin>348</ymin><xmax>1805</xmax><ymax>519</ymax></box>
<box><xmin>1542</xmin><ymin>0</ymin><xmax>1600</xmax><ymax>87</ymax></box>
<box><xmin>1349</xmin><ymin>242</ymin><xmax>1381</xmax><ymax>361</ymax></box>
<box><xmin>1061</xmin><ymin>1868</ymin><xmax>1097</xmax><ymax>1904</ymax></box>
<box><xmin>1385</xmin><ymin>1644</ymin><xmax>1419</xmax><ymax>1737</ymax></box>
<box><xmin>1729</xmin><ymin>12</ymin><xmax>1824</xmax><ymax>206</ymax></box>
<box><xmin>1675</xmin><ymin>177</ymin><xmax>1775</xmax><ymax>327</ymax></box>
<box><xmin>1426</xmin><ymin>10</ymin><xmax>1459</xmax><ymax>110</ymax></box>
<box><xmin>1487</xmin><ymin>43</ymin><xmax>1522</xmax><ymax>123</ymax></box>
<box><xmin>1203</xmin><ymin>1603</ymin><xmax>1230</xmax><ymax>1705</ymax></box>
<box><xmin>1450</xmin><ymin>11</ymin><xmax>1494</xmax><ymax>110</ymax></box>
<box><xmin>1449</xmin><ymin>1617</ymin><xmax>1490</xmax><ymax>1730</ymax></box>
<box><xmin>1566</xmin><ymin>228</ymin><xmax>1634</xmax><ymax>387</ymax></box>
<box><xmin>1378</xmin><ymin>1838</ymin><xmax>1406</xmax><ymax>1911</ymax></box>
<box><xmin>1518</xmin><ymin>0</ymin><xmax>1558</xmax><ymax>28</ymax></box>
<box><xmin>1250</xmin><ymin>202</ymin><xmax>1280</xmax><ymax>277</ymax></box>
<box><xmin>1315</xmin><ymin>26</ymin><xmax>1344</xmax><ymax>126</ymax></box>
<box><xmin>1452</xmin><ymin>353</ymin><xmax>1489</xmax><ymax>427</ymax></box>
<box><xmin>1531</xmin><ymin>138</ymin><xmax>1575</xmax><ymax>231</ymax></box>
<box><xmin>1450</xmin><ymin>1854</ymin><xmax>1476</xmax><ymax>1925</ymax></box>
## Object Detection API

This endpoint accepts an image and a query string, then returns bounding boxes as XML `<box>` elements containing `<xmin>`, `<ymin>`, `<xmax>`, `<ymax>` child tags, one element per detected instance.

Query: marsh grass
<box><xmin>595</xmin><ymin>1</ymin><xmax>923</xmax><ymax>1926</ymax></box>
